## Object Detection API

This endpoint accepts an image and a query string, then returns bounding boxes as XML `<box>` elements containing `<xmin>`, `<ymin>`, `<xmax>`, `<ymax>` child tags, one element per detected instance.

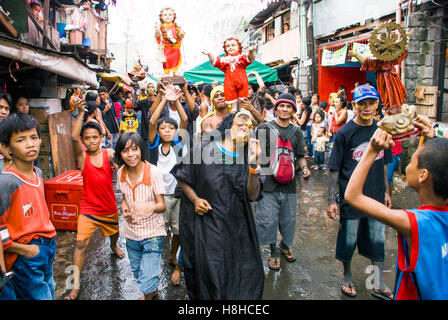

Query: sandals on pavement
<box><xmin>371</xmin><ymin>288</ymin><xmax>394</xmax><ymax>300</ymax></box>
<box><xmin>278</xmin><ymin>247</ymin><xmax>296</xmax><ymax>262</ymax></box>
<box><xmin>268</xmin><ymin>257</ymin><xmax>280</xmax><ymax>271</ymax></box>
<box><xmin>341</xmin><ymin>281</ymin><xmax>357</xmax><ymax>297</ymax></box>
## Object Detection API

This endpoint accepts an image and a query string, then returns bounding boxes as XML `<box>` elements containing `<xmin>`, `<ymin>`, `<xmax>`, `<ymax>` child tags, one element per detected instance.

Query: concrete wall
<box><xmin>259</xmin><ymin>27</ymin><xmax>301</xmax><ymax>65</ymax></box>
<box><xmin>313</xmin><ymin>0</ymin><xmax>432</xmax><ymax>38</ymax></box>
<box><xmin>313</xmin><ymin>0</ymin><xmax>397</xmax><ymax>38</ymax></box>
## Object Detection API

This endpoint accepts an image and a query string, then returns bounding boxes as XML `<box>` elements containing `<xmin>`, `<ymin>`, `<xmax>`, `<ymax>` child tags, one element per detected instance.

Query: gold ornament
<box><xmin>369</xmin><ymin>21</ymin><xmax>408</xmax><ymax>61</ymax></box>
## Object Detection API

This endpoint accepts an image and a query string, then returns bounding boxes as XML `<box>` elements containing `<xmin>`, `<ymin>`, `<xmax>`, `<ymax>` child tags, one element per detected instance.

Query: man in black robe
<box><xmin>171</xmin><ymin>110</ymin><xmax>264</xmax><ymax>300</ymax></box>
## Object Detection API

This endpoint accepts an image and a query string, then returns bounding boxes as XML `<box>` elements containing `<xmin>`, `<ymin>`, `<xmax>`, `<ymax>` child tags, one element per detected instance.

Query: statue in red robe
<box><xmin>360</xmin><ymin>52</ymin><xmax>408</xmax><ymax>115</ymax></box>
<box><xmin>349</xmin><ymin>28</ymin><xmax>418</xmax><ymax>140</ymax></box>
<box><xmin>155</xmin><ymin>8</ymin><xmax>185</xmax><ymax>76</ymax></box>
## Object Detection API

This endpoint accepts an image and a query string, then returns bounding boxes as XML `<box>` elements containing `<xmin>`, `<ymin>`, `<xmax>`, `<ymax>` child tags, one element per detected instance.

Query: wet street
<box><xmin>52</xmin><ymin>168</ymin><xmax>418</xmax><ymax>300</ymax></box>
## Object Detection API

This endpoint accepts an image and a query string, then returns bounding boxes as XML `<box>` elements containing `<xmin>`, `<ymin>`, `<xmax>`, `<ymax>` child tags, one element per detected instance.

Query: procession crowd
<box><xmin>0</xmin><ymin>70</ymin><xmax>447</xmax><ymax>301</ymax></box>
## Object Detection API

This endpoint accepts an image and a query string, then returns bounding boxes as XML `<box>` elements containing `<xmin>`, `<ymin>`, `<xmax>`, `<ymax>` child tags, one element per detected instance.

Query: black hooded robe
<box><xmin>171</xmin><ymin>141</ymin><xmax>264</xmax><ymax>300</ymax></box>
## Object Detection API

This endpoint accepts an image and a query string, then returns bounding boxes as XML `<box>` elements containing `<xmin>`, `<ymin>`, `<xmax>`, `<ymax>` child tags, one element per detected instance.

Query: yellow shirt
<box><xmin>120</xmin><ymin>112</ymin><xmax>139</xmax><ymax>133</ymax></box>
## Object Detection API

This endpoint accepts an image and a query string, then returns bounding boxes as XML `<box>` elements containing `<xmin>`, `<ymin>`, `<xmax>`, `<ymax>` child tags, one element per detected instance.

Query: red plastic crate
<box><xmin>44</xmin><ymin>170</ymin><xmax>83</xmax><ymax>231</ymax></box>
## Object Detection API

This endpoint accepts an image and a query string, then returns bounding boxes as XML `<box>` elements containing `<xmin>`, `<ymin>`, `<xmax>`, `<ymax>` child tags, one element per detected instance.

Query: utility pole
<box><xmin>125</xmin><ymin>18</ymin><xmax>130</xmax><ymax>73</ymax></box>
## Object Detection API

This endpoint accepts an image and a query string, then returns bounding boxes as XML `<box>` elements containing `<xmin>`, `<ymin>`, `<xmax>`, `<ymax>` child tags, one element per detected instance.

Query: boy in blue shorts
<box><xmin>0</xmin><ymin>113</ymin><xmax>57</xmax><ymax>300</ymax></box>
<box><xmin>345</xmin><ymin>124</ymin><xmax>448</xmax><ymax>300</ymax></box>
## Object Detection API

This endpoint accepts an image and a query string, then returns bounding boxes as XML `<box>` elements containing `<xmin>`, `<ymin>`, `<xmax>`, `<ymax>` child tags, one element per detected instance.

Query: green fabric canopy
<box><xmin>184</xmin><ymin>57</ymin><xmax>278</xmax><ymax>84</ymax></box>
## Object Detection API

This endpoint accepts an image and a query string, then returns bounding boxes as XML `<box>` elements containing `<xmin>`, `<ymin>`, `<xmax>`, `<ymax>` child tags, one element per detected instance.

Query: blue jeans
<box><xmin>387</xmin><ymin>154</ymin><xmax>402</xmax><ymax>185</ymax></box>
<box><xmin>306</xmin><ymin>125</ymin><xmax>313</xmax><ymax>156</ymax></box>
<box><xmin>0</xmin><ymin>237</ymin><xmax>56</xmax><ymax>300</ymax></box>
<box><xmin>335</xmin><ymin>217</ymin><xmax>385</xmax><ymax>263</ymax></box>
<box><xmin>126</xmin><ymin>237</ymin><xmax>163</xmax><ymax>295</ymax></box>
<box><xmin>254</xmin><ymin>191</ymin><xmax>298</xmax><ymax>246</ymax></box>
<box><xmin>314</xmin><ymin>151</ymin><xmax>325</xmax><ymax>166</ymax></box>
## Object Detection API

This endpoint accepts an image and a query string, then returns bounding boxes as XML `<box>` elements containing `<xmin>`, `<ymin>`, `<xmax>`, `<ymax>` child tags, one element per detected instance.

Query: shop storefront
<box><xmin>318</xmin><ymin>38</ymin><xmax>377</xmax><ymax>103</ymax></box>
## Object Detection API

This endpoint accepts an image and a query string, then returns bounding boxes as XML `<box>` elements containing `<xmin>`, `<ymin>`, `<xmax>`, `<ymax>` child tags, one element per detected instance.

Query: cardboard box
<box><xmin>29</xmin><ymin>107</ymin><xmax>48</xmax><ymax>123</ymax></box>
<box><xmin>69</xmin><ymin>30</ymin><xmax>83</xmax><ymax>45</ymax></box>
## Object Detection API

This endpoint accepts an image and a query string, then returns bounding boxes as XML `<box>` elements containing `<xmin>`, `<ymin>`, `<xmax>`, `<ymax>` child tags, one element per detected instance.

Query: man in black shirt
<box><xmin>254</xmin><ymin>93</ymin><xmax>310</xmax><ymax>271</ymax></box>
<box><xmin>136</xmin><ymin>95</ymin><xmax>152</xmax><ymax>144</ymax></box>
<box><xmin>98</xmin><ymin>86</ymin><xmax>119</xmax><ymax>149</ymax></box>
<box><xmin>327</xmin><ymin>84</ymin><xmax>393</xmax><ymax>300</ymax></box>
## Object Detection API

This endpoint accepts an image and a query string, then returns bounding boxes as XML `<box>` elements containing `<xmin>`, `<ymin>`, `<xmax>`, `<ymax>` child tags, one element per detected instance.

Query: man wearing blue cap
<box><xmin>326</xmin><ymin>84</ymin><xmax>394</xmax><ymax>300</ymax></box>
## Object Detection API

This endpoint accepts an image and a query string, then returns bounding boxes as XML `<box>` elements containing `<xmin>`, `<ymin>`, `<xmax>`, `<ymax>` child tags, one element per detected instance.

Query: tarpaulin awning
<box><xmin>100</xmin><ymin>72</ymin><xmax>132</xmax><ymax>86</ymax></box>
<box><xmin>0</xmin><ymin>35</ymin><xmax>99</xmax><ymax>87</ymax></box>
<box><xmin>138</xmin><ymin>75</ymin><xmax>157</xmax><ymax>89</ymax></box>
<box><xmin>184</xmin><ymin>57</ymin><xmax>278</xmax><ymax>85</ymax></box>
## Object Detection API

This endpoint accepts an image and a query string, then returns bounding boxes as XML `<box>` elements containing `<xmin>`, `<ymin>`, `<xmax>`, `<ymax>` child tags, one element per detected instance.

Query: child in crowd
<box><xmin>110</xmin><ymin>93</ymin><xmax>122</xmax><ymax>127</ymax></box>
<box><xmin>350</xmin><ymin>81</ymin><xmax>360</xmax><ymax>94</ymax></box>
<box><xmin>307</xmin><ymin>93</ymin><xmax>320</xmax><ymax>157</ymax></box>
<box><xmin>312</xmin><ymin>124</ymin><xmax>329</xmax><ymax>171</ymax></box>
<box><xmin>120</xmin><ymin>99</ymin><xmax>139</xmax><ymax>134</ymax></box>
<box><xmin>84</xmin><ymin>100</ymin><xmax>107</xmax><ymax>137</ymax></box>
<box><xmin>85</xmin><ymin>91</ymin><xmax>110</xmax><ymax>148</ymax></box>
<box><xmin>148</xmin><ymin>82</ymin><xmax>188</xmax><ymax>285</ymax></box>
<box><xmin>311</xmin><ymin>110</ymin><xmax>326</xmax><ymax>141</ymax></box>
<box><xmin>115</xmin><ymin>132</ymin><xmax>166</xmax><ymax>300</ymax></box>
<box><xmin>0</xmin><ymin>113</ymin><xmax>56</xmax><ymax>300</ymax></box>
<box><xmin>345</xmin><ymin>129</ymin><xmax>448</xmax><ymax>300</ymax></box>
<box><xmin>66</xmin><ymin>99</ymin><xmax>124</xmax><ymax>300</ymax></box>
<box><xmin>203</xmin><ymin>38</ymin><xmax>256</xmax><ymax>112</ymax></box>
<box><xmin>12</xmin><ymin>96</ymin><xmax>30</xmax><ymax>114</ymax></box>
<box><xmin>133</xmin><ymin>103</ymin><xmax>143</xmax><ymax>136</ymax></box>
<box><xmin>309</xmin><ymin>93</ymin><xmax>320</xmax><ymax>120</ymax></box>
<box><xmin>0</xmin><ymin>93</ymin><xmax>12</xmax><ymax>172</ymax></box>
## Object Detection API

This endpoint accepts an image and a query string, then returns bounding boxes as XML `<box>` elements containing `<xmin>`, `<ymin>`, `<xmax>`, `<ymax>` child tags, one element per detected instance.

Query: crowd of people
<box><xmin>0</xmin><ymin>73</ymin><xmax>447</xmax><ymax>301</ymax></box>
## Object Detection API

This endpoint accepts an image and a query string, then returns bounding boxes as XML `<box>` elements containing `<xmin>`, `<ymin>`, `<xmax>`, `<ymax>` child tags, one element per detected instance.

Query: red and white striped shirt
<box><xmin>117</xmin><ymin>161</ymin><xmax>166</xmax><ymax>240</ymax></box>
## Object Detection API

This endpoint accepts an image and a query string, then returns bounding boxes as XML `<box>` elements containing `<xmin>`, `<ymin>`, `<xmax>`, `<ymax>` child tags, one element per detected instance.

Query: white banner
<box><xmin>351</xmin><ymin>42</ymin><xmax>375</xmax><ymax>62</ymax></box>
<box><xmin>321</xmin><ymin>44</ymin><xmax>347</xmax><ymax>66</ymax></box>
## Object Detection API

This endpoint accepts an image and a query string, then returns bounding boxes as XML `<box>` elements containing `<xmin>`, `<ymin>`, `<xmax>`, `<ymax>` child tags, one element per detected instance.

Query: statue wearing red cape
<box><xmin>360</xmin><ymin>51</ymin><xmax>408</xmax><ymax>115</ymax></box>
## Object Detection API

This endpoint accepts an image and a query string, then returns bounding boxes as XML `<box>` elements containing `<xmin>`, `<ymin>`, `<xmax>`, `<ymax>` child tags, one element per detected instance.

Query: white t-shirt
<box><xmin>157</xmin><ymin>144</ymin><xmax>178</xmax><ymax>195</ymax></box>
<box><xmin>156</xmin><ymin>143</ymin><xmax>187</xmax><ymax>195</ymax></box>
<box><xmin>346</xmin><ymin>109</ymin><xmax>355</xmax><ymax>123</ymax></box>
<box><xmin>168</xmin><ymin>107</ymin><xmax>181</xmax><ymax>128</ymax></box>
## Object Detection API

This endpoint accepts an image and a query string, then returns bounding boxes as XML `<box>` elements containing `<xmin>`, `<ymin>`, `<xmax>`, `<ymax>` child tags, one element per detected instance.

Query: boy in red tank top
<box><xmin>65</xmin><ymin>98</ymin><xmax>125</xmax><ymax>300</ymax></box>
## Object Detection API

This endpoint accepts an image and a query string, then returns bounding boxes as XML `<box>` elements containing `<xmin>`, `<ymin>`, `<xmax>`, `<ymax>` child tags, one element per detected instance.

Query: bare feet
<box><xmin>171</xmin><ymin>266</ymin><xmax>182</xmax><ymax>286</ymax></box>
<box><xmin>65</xmin><ymin>288</ymin><xmax>80</xmax><ymax>300</ymax></box>
<box><xmin>111</xmin><ymin>245</ymin><xmax>125</xmax><ymax>259</ymax></box>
